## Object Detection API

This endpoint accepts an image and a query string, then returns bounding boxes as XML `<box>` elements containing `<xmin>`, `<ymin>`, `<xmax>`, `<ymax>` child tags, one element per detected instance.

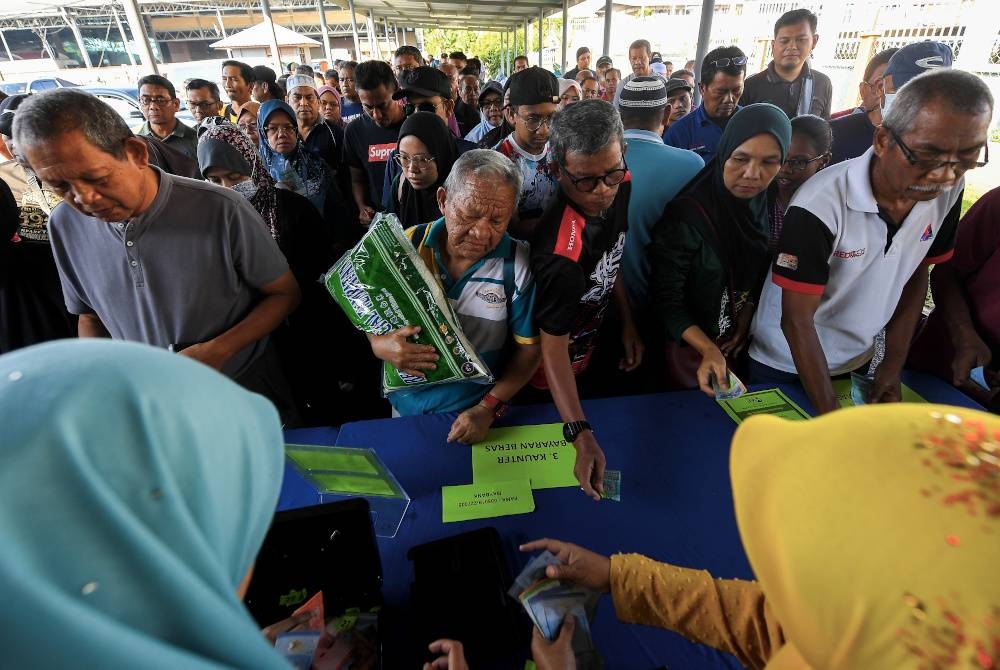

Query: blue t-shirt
<box><xmin>390</xmin><ymin>219</ymin><xmax>539</xmax><ymax>416</ymax></box>
<box><xmin>621</xmin><ymin>129</ymin><xmax>704</xmax><ymax>310</ymax></box>
<box><xmin>341</xmin><ymin>100</ymin><xmax>364</xmax><ymax>125</ymax></box>
<box><xmin>663</xmin><ymin>104</ymin><xmax>741</xmax><ymax>164</ymax></box>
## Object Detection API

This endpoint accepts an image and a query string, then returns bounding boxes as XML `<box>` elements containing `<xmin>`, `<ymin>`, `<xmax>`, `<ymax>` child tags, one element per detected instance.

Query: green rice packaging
<box><xmin>325</xmin><ymin>213</ymin><xmax>493</xmax><ymax>394</ymax></box>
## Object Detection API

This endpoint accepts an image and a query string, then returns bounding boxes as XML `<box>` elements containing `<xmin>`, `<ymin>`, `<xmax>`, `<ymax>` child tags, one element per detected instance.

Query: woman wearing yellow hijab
<box><xmin>523</xmin><ymin>404</ymin><xmax>1000</xmax><ymax>669</ymax></box>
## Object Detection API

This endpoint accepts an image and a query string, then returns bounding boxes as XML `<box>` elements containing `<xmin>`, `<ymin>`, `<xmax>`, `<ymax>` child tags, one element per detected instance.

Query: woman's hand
<box><xmin>696</xmin><ymin>344</ymin><xmax>728</xmax><ymax>397</ymax></box>
<box><xmin>531</xmin><ymin>615</ymin><xmax>577</xmax><ymax>670</ymax></box>
<box><xmin>422</xmin><ymin>639</ymin><xmax>470</xmax><ymax>670</ymax></box>
<box><xmin>519</xmin><ymin>538</ymin><xmax>612</xmax><ymax>593</ymax></box>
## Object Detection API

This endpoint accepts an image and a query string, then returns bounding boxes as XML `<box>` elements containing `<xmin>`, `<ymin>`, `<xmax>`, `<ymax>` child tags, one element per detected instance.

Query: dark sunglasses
<box><xmin>707</xmin><ymin>56</ymin><xmax>748</xmax><ymax>69</ymax></box>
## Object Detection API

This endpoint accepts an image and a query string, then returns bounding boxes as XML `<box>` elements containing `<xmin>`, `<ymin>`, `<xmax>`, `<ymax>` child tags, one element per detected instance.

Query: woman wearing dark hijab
<box><xmin>650</xmin><ymin>103</ymin><xmax>791</xmax><ymax>395</ymax></box>
<box><xmin>388</xmin><ymin>112</ymin><xmax>460</xmax><ymax>228</ymax></box>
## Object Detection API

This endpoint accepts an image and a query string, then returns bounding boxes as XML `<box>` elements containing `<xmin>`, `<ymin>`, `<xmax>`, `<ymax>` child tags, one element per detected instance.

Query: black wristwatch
<box><xmin>563</xmin><ymin>420</ymin><xmax>593</xmax><ymax>444</ymax></box>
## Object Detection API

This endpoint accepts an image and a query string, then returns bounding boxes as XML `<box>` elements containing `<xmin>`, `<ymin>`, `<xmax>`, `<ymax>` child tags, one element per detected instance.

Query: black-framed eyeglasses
<box><xmin>708</xmin><ymin>56</ymin><xmax>748</xmax><ymax>69</ymax></box>
<box><xmin>562</xmin><ymin>159</ymin><xmax>628</xmax><ymax>192</ymax></box>
<box><xmin>139</xmin><ymin>95</ymin><xmax>173</xmax><ymax>107</ymax></box>
<box><xmin>783</xmin><ymin>154</ymin><xmax>829</xmax><ymax>173</ymax></box>
<box><xmin>516</xmin><ymin>112</ymin><xmax>554</xmax><ymax>132</ymax></box>
<box><xmin>481</xmin><ymin>99</ymin><xmax>503</xmax><ymax>111</ymax></box>
<box><xmin>264</xmin><ymin>123</ymin><xmax>296</xmax><ymax>136</ymax></box>
<box><xmin>186</xmin><ymin>100</ymin><xmax>218</xmax><ymax>109</ymax></box>
<box><xmin>888</xmin><ymin>128</ymin><xmax>988</xmax><ymax>172</ymax></box>
<box><xmin>404</xmin><ymin>101</ymin><xmax>445</xmax><ymax>116</ymax></box>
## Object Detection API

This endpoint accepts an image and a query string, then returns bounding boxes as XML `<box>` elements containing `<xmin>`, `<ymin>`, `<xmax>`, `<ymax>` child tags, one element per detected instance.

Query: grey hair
<box><xmin>443</xmin><ymin>148</ymin><xmax>522</xmax><ymax>199</ymax></box>
<box><xmin>549</xmin><ymin>98</ymin><xmax>624</xmax><ymax>167</ymax></box>
<box><xmin>883</xmin><ymin>68</ymin><xmax>994</xmax><ymax>136</ymax></box>
<box><xmin>13</xmin><ymin>88</ymin><xmax>133</xmax><ymax>159</ymax></box>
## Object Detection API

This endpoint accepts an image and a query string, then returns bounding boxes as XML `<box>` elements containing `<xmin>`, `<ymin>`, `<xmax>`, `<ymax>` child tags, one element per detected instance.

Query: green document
<box><xmin>718</xmin><ymin>388</ymin><xmax>811</xmax><ymax>424</ymax></box>
<box><xmin>831</xmin><ymin>379</ymin><xmax>928</xmax><ymax>407</ymax></box>
<box><xmin>471</xmin><ymin>424</ymin><xmax>578</xmax><ymax>490</ymax></box>
<box><xmin>286</xmin><ymin>445</ymin><xmax>379</xmax><ymax>474</ymax></box>
<box><xmin>285</xmin><ymin>445</ymin><xmax>403</xmax><ymax>498</ymax></box>
<box><xmin>309</xmin><ymin>472</ymin><xmax>399</xmax><ymax>497</ymax></box>
<box><xmin>441</xmin><ymin>479</ymin><xmax>535</xmax><ymax>523</ymax></box>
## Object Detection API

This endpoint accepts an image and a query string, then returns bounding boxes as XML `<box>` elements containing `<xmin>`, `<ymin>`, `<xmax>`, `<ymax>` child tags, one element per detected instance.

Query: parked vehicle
<box><xmin>81</xmin><ymin>86</ymin><xmax>196</xmax><ymax>128</ymax></box>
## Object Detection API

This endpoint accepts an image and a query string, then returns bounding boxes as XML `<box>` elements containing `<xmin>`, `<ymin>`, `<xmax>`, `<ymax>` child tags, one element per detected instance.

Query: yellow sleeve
<box><xmin>610</xmin><ymin>553</ymin><xmax>785</xmax><ymax>670</ymax></box>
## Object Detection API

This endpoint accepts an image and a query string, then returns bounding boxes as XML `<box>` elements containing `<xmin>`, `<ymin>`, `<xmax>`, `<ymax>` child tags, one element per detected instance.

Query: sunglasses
<box><xmin>707</xmin><ymin>56</ymin><xmax>748</xmax><ymax>69</ymax></box>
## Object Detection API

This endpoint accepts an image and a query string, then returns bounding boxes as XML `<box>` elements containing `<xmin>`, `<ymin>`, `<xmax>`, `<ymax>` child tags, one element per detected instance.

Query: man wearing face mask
<box><xmin>830</xmin><ymin>43</ymin><xmax>951</xmax><ymax>165</ymax></box>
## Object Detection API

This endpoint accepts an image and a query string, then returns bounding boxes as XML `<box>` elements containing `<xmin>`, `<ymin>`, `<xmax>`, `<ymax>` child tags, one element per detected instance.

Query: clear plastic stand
<box><xmin>285</xmin><ymin>444</ymin><xmax>411</xmax><ymax>538</ymax></box>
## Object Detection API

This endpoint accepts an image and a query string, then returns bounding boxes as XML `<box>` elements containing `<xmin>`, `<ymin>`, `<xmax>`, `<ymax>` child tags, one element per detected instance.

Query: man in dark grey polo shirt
<box><xmin>13</xmin><ymin>89</ymin><xmax>301</xmax><ymax>416</ymax></box>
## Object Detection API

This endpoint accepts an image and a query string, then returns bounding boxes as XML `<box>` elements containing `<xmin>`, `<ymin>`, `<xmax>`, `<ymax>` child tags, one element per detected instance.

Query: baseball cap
<box><xmin>285</xmin><ymin>74</ymin><xmax>317</xmax><ymax>92</ymax></box>
<box><xmin>0</xmin><ymin>93</ymin><xmax>30</xmax><ymax>137</ymax></box>
<box><xmin>884</xmin><ymin>41</ymin><xmax>953</xmax><ymax>89</ymax></box>
<box><xmin>595</xmin><ymin>55</ymin><xmax>613</xmax><ymax>68</ymax></box>
<box><xmin>665</xmin><ymin>78</ymin><xmax>693</xmax><ymax>96</ymax></box>
<box><xmin>576</xmin><ymin>46</ymin><xmax>591</xmax><ymax>59</ymax></box>
<box><xmin>478</xmin><ymin>81</ymin><xmax>503</xmax><ymax>106</ymax></box>
<box><xmin>507</xmin><ymin>66</ymin><xmax>559</xmax><ymax>106</ymax></box>
<box><xmin>650</xmin><ymin>52</ymin><xmax>663</xmax><ymax>64</ymax></box>
<box><xmin>619</xmin><ymin>75</ymin><xmax>668</xmax><ymax>109</ymax></box>
<box><xmin>393</xmin><ymin>66</ymin><xmax>452</xmax><ymax>100</ymax></box>
<box><xmin>252</xmin><ymin>65</ymin><xmax>277</xmax><ymax>84</ymax></box>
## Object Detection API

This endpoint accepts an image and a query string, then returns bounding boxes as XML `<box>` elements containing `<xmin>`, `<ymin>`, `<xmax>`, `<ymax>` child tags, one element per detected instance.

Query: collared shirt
<box><xmin>47</xmin><ymin>167</ymin><xmax>289</xmax><ymax>379</ymax></box>
<box><xmin>389</xmin><ymin>218</ymin><xmax>539</xmax><ymax>415</ymax></box>
<box><xmin>750</xmin><ymin>148</ymin><xmax>962</xmax><ymax>375</ymax></box>
<box><xmin>493</xmin><ymin>134</ymin><xmax>560</xmax><ymax>226</ymax></box>
<box><xmin>740</xmin><ymin>60</ymin><xmax>833</xmax><ymax>119</ymax></box>
<box><xmin>136</xmin><ymin>120</ymin><xmax>199</xmax><ymax>159</ymax></box>
<box><xmin>663</xmin><ymin>104</ymin><xmax>742</xmax><ymax>164</ymax></box>
<box><xmin>621</xmin><ymin>128</ymin><xmax>704</xmax><ymax>310</ymax></box>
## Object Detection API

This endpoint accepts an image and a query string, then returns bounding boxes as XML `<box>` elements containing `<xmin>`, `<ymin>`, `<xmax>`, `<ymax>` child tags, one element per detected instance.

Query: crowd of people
<box><xmin>1</xmin><ymin>5</ymin><xmax>998</xmax><ymax>667</ymax></box>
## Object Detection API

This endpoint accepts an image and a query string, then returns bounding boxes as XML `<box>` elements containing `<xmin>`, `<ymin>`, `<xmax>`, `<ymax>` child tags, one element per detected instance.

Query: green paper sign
<box><xmin>285</xmin><ymin>444</ymin><xmax>403</xmax><ymax>498</ymax></box>
<box><xmin>831</xmin><ymin>379</ymin><xmax>927</xmax><ymax>407</ymax></box>
<box><xmin>286</xmin><ymin>446</ymin><xmax>379</xmax><ymax>475</ymax></box>
<box><xmin>441</xmin><ymin>479</ymin><xmax>535</xmax><ymax>523</ymax></box>
<box><xmin>718</xmin><ymin>388</ymin><xmax>811</xmax><ymax>424</ymax></box>
<box><xmin>471</xmin><ymin>423</ymin><xmax>578</xmax><ymax>489</ymax></box>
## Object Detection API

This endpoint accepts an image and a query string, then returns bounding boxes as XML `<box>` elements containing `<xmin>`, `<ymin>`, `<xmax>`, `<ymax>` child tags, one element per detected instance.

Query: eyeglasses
<box><xmin>783</xmin><ymin>154</ymin><xmax>828</xmax><ymax>172</ymax></box>
<box><xmin>888</xmin><ymin>128</ymin><xmax>989</xmax><ymax>172</ymax></box>
<box><xmin>394</xmin><ymin>153</ymin><xmax>436</xmax><ymax>170</ymax></box>
<box><xmin>237</xmin><ymin>122</ymin><xmax>257</xmax><ymax>134</ymax></box>
<box><xmin>185</xmin><ymin>100</ymin><xmax>218</xmax><ymax>109</ymax></box>
<box><xmin>481</xmin><ymin>100</ymin><xmax>502</xmax><ymax>111</ymax></box>
<box><xmin>264</xmin><ymin>123</ymin><xmax>296</xmax><ymax>137</ymax></box>
<box><xmin>707</xmin><ymin>56</ymin><xmax>748</xmax><ymax>69</ymax></box>
<box><xmin>139</xmin><ymin>95</ymin><xmax>173</xmax><ymax>107</ymax></box>
<box><xmin>516</xmin><ymin>113</ymin><xmax>554</xmax><ymax>132</ymax></box>
<box><xmin>404</xmin><ymin>101</ymin><xmax>445</xmax><ymax>116</ymax></box>
<box><xmin>561</xmin><ymin>160</ymin><xmax>628</xmax><ymax>192</ymax></box>
<box><xmin>861</xmin><ymin>78</ymin><xmax>882</xmax><ymax>90</ymax></box>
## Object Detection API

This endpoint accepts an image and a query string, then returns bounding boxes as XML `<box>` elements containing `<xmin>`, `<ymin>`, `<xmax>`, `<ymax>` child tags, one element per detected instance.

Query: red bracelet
<box><xmin>479</xmin><ymin>392</ymin><xmax>508</xmax><ymax>419</ymax></box>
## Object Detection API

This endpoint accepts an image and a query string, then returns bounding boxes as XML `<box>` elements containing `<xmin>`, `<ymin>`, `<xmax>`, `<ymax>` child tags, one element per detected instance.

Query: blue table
<box><xmin>281</xmin><ymin>373</ymin><xmax>978</xmax><ymax>669</ymax></box>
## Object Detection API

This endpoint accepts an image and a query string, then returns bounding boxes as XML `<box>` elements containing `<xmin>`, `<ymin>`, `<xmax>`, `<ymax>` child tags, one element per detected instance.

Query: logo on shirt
<box><xmin>776</xmin><ymin>252</ymin><xmax>799</xmax><ymax>270</ymax></box>
<box><xmin>920</xmin><ymin>223</ymin><xmax>934</xmax><ymax>242</ymax></box>
<box><xmin>832</xmin><ymin>248</ymin><xmax>866</xmax><ymax>259</ymax></box>
<box><xmin>554</xmin><ymin>206</ymin><xmax>586</xmax><ymax>263</ymax></box>
<box><xmin>367</xmin><ymin>143</ymin><xmax>397</xmax><ymax>162</ymax></box>
<box><xmin>475</xmin><ymin>287</ymin><xmax>505</xmax><ymax>307</ymax></box>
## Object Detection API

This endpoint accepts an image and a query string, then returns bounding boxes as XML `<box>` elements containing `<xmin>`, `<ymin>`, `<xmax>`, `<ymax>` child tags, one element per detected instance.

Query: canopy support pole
<box><xmin>692</xmin><ymin>0</ymin><xmax>716</xmax><ymax>107</ymax></box>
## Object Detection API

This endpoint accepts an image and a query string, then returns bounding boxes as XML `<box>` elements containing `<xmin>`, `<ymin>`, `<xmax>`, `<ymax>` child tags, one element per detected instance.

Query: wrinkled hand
<box><xmin>177</xmin><ymin>340</ymin><xmax>230</xmax><ymax>371</ymax></box>
<box><xmin>519</xmin><ymin>538</ymin><xmax>612</xmax><ymax>593</ymax></box>
<box><xmin>447</xmin><ymin>404</ymin><xmax>494</xmax><ymax>444</ymax></box>
<box><xmin>531</xmin><ymin>614</ymin><xmax>577</xmax><ymax>670</ymax></box>
<box><xmin>261</xmin><ymin>612</ymin><xmax>313</xmax><ymax>645</ymax></box>
<box><xmin>952</xmin><ymin>336</ymin><xmax>992</xmax><ymax>389</ymax></box>
<box><xmin>619</xmin><ymin>321</ymin><xmax>645</xmax><ymax>372</ymax></box>
<box><xmin>422</xmin><ymin>639</ymin><xmax>469</xmax><ymax>670</ymax></box>
<box><xmin>572</xmin><ymin>431</ymin><xmax>605</xmax><ymax>501</ymax></box>
<box><xmin>695</xmin><ymin>345</ymin><xmax>727</xmax><ymax>398</ymax></box>
<box><xmin>368</xmin><ymin>326</ymin><xmax>439</xmax><ymax>378</ymax></box>
<box><xmin>870</xmin><ymin>365</ymin><xmax>902</xmax><ymax>404</ymax></box>
<box><xmin>719</xmin><ymin>305</ymin><xmax>754</xmax><ymax>358</ymax></box>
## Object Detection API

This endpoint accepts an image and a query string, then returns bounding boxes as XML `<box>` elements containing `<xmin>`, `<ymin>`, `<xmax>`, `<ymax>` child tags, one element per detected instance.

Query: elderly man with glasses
<box><xmin>135</xmin><ymin>74</ymin><xmax>198</xmax><ymax>158</ymax></box>
<box><xmin>492</xmin><ymin>67</ymin><xmax>560</xmax><ymax>240</ymax></box>
<box><xmin>528</xmin><ymin>99</ymin><xmax>643</xmax><ymax>501</ymax></box>
<box><xmin>750</xmin><ymin>69</ymin><xmax>993</xmax><ymax>415</ymax></box>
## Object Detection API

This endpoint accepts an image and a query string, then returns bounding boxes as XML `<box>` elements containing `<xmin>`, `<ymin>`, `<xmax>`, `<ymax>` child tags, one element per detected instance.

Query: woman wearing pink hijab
<box><xmin>317</xmin><ymin>85</ymin><xmax>343</xmax><ymax>127</ymax></box>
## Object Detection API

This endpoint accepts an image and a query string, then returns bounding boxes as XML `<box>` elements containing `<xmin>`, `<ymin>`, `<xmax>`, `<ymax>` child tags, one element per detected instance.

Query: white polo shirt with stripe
<box><xmin>750</xmin><ymin>147</ymin><xmax>962</xmax><ymax>375</ymax></box>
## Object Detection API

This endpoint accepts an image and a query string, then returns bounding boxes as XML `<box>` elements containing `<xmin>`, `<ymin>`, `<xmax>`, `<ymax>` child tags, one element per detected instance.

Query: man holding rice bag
<box><xmin>361</xmin><ymin>150</ymin><xmax>541</xmax><ymax>443</ymax></box>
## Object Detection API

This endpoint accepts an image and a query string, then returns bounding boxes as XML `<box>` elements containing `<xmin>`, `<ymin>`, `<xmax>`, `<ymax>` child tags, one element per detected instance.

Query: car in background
<box><xmin>0</xmin><ymin>77</ymin><xmax>79</xmax><ymax>95</ymax></box>
<box><xmin>81</xmin><ymin>86</ymin><xmax>196</xmax><ymax>128</ymax></box>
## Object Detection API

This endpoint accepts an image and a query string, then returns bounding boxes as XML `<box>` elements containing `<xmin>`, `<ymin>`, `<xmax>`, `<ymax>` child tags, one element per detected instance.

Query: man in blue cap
<box><xmin>830</xmin><ymin>41</ymin><xmax>953</xmax><ymax>165</ymax></box>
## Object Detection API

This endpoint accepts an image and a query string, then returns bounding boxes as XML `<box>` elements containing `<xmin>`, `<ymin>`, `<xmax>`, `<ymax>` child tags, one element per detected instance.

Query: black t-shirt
<box><xmin>454</xmin><ymin>99</ymin><xmax>480</xmax><ymax>139</ymax></box>
<box><xmin>303</xmin><ymin>120</ymin><xmax>345</xmax><ymax>174</ymax></box>
<box><xmin>530</xmin><ymin>182</ymin><xmax>630</xmax><ymax>378</ymax></box>
<box><xmin>478</xmin><ymin>120</ymin><xmax>514</xmax><ymax>149</ymax></box>
<box><xmin>343</xmin><ymin>113</ymin><xmax>403</xmax><ymax>209</ymax></box>
<box><xmin>740</xmin><ymin>62</ymin><xmax>833</xmax><ymax>119</ymax></box>
<box><xmin>830</xmin><ymin>111</ymin><xmax>876</xmax><ymax>165</ymax></box>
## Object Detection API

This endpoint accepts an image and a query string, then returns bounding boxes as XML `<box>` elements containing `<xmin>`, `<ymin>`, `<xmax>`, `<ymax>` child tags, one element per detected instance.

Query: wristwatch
<box><xmin>478</xmin><ymin>392</ymin><xmax>508</xmax><ymax>419</ymax></box>
<box><xmin>562</xmin><ymin>420</ymin><xmax>593</xmax><ymax>444</ymax></box>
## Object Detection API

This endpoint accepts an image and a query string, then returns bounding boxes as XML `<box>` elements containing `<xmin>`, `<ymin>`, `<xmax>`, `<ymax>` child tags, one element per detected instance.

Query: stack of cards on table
<box><xmin>510</xmin><ymin>552</ymin><xmax>603</xmax><ymax>669</ymax></box>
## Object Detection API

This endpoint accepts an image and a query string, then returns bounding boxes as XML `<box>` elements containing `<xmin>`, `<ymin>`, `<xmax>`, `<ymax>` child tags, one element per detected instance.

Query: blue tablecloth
<box><xmin>281</xmin><ymin>373</ymin><xmax>978</xmax><ymax>669</ymax></box>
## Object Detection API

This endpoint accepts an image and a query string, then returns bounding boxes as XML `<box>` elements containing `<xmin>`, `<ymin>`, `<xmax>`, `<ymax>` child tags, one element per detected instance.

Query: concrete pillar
<box><xmin>122</xmin><ymin>0</ymin><xmax>158</xmax><ymax>74</ymax></box>
<box><xmin>523</xmin><ymin>20</ymin><xmax>528</xmax><ymax>64</ymax></box>
<box><xmin>258</xmin><ymin>0</ymin><xmax>284</xmax><ymax>72</ymax></box>
<box><xmin>561</xmin><ymin>0</ymin><xmax>568</xmax><ymax>74</ymax></box>
<box><xmin>61</xmin><ymin>8</ymin><xmax>93</xmax><ymax>68</ymax></box>
<box><xmin>112</xmin><ymin>10</ymin><xmax>136</xmax><ymax>66</ymax></box>
<box><xmin>1</xmin><ymin>30</ymin><xmax>15</xmax><ymax>62</ymax></box>
<box><xmin>537</xmin><ymin>9</ymin><xmax>543</xmax><ymax>68</ymax></box>
<box><xmin>602</xmin><ymin>0</ymin><xmax>612</xmax><ymax>57</ymax></box>
<box><xmin>383</xmin><ymin>16</ymin><xmax>392</xmax><ymax>52</ymax></box>
<box><xmin>366</xmin><ymin>13</ymin><xmax>379</xmax><ymax>60</ymax></box>
<box><xmin>346</xmin><ymin>0</ymin><xmax>362</xmax><ymax>60</ymax></box>
<box><xmin>692</xmin><ymin>0</ymin><xmax>716</xmax><ymax>107</ymax></box>
<box><xmin>317</xmin><ymin>0</ymin><xmax>334</xmax><ymax>64</ymax></box>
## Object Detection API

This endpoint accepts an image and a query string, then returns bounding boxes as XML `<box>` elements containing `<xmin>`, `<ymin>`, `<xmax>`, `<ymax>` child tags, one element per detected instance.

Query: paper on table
<box><xmin>308</xmin><ymin>472</ymin><xmax>399</xmax><ymax>497</ymax></box>
<box><xmin>831</xmin><ymin>379</ymin><xmax>927</xmax><ymax>407</ymax></box>
<box><xmin>718</xmin><ymin>388</ymin><xmax>811</xmax><ymax>424</ymax></box>
<box><xmin>471</xmin><ymin>423</ymin><xmax>578</xmax><ymax>490</ymax></box>
<box><xmin>286</xmin><ymin>446</ymin><xmax>379</xmax><ymax>474</ymax></box>
<box><xmin>441</xmin><ymin>479</ymin><xmax>535</xmax><ymax>523</ymax></box>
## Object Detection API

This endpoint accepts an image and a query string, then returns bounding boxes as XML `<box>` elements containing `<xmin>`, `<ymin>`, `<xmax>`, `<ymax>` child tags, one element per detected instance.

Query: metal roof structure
<box><xmin>339</xmin><ymin>0</ymin><xmax>577</xmax><ymax>33</ymax></box>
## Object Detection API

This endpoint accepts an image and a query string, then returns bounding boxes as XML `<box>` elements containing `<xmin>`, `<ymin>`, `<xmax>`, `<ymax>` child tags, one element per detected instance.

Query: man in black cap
<box><xmin>662</xmin><ymin>77</ymin><xmax>694</xmax><ymax>135</ymax></box>
<box><xmin>564</xmin><ymin>46</ymin><xmax>592</xmax><ymax>81</ymax></box>
<box><xmin>492</xmin><ymin>66</ymin><xmax>560</xmax><ymax>240</ymax></box>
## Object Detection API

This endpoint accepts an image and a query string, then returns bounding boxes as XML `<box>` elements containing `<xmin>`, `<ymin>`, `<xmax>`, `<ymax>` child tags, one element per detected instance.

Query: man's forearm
<box><xmin>78</xmin><ymin>313</ymin><xmax>110</xmax><ymax>338</ymax></box>
<box><xmin>349</xmin><ymin>168</ymin><xmax>371</xmax><ymax>212</ymax></box>
<box><xmin>489</xmin><ymin>344</ymin><xmax>541</xmax><ymax>402</ymax></box>
<box><xmin>881</xmin><ymin>266</ymin><xmax>929</xmax><ymax>374</ymax></box>
<box><xmin>782</xmin><ymin>315</ymin><xmax>838</xmax><ymax>414</ymax></box>
<box><xmin>540</xmin><ymin>331</ymin><xmax>586</xmax><ymax>421</ymax></box>
<box><xmin>931</xmin><ymin>264</ymin><xmax>982</xmax><ymax>347</ymax></box>
<box><xmin>212</xmin><ymin>282</ymin><xmax>300</xmax><ymax>363</ymax></box>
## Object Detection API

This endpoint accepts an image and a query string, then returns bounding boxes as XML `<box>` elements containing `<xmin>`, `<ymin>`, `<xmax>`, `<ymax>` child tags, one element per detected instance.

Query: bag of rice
<box><xmin>325</xmin><ymin>213</ymin><xmax>493</xmax><ymax>394</ymax></box>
